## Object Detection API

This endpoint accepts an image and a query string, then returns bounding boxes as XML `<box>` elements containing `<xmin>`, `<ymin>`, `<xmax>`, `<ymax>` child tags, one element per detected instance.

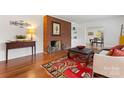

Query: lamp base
<box><xmin>31</xmin><ymin>34</ymin><xmax>33</xmax><ymax>41</ymax></box>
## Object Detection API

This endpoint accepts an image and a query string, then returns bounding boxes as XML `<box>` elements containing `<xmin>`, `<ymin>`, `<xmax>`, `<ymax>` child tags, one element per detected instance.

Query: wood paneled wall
<box><xmin>43</xmin><ymin>15</ymin><xmax>71</xmax><ymax>53</ymax></box>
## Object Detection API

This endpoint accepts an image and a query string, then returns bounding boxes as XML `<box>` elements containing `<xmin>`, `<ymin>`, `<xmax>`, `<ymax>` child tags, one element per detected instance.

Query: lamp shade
<box><xmin>26</xmin><ymin>26</ymin><xmax>36</xmax><ymax>40</ymax></box>
<box><xmin>27</xmin><ymin>27</ymin><xmax>36</xmax><ymax>34</ymax></box>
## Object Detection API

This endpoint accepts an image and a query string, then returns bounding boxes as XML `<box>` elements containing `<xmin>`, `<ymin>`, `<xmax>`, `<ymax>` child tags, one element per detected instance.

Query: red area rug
<box><xmin>42</xmin><ymin>54</ymin><xmax>93</xmax><ymax>78</ymax></box>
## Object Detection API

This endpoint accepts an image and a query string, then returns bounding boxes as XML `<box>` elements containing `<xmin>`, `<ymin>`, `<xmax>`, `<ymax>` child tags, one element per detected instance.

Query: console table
<box><xmin>6</xmin><ymin>41</ymin><xmax>36</xmax><ymax>63</ymax></box>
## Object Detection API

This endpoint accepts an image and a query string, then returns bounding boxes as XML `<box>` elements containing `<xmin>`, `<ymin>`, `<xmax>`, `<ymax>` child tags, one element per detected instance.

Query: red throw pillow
<box><xmin>107</xmin><ymin>45</ymin><xmax>124</xmax><ymax>56</ymax></box>
<box><xmin>112</xmin><ymin>49</ymin><xmax>124</xmax><ymax>56</ymax></box>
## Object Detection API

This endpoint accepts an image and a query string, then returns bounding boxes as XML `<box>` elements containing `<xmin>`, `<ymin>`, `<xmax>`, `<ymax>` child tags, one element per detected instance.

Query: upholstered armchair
<box><xmin>93</xmin><ymin>53</ymin><xmax>124</xmax><ymax>78</ymax></box>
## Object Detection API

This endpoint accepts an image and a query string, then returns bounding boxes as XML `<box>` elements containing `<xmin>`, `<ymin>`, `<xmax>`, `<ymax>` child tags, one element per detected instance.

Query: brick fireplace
<box><xmin>43</xmin><ymin>15</ymin><xmax>71</xmax><ymax>53</ymax></box>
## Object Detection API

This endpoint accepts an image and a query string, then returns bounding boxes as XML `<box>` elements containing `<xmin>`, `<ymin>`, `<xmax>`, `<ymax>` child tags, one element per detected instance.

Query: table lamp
<box><xmin>26</xmin><ymin>26</ymin><xmax>36</xmax><ymax>41</ymax></box>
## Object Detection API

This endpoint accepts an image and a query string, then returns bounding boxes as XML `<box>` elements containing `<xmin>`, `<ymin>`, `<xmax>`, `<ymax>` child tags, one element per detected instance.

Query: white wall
<box><xmin>82</xmin><ymin>17</ymin><xmax>124</xmax><ymax>47</ymax></box>
<box><xmin>71</xmin><ymin>16</ymin><xmax>124</xmax><ymax>48</ymax></box>
<box><xmin>0</xmin><ymin>15</ymin><xmax>44</xmax><ymax>61</ymax></box>
<box><xmin>71</xmin><ymin>22</ymin><xmax>85</xmax><ymax>47</ymax></box>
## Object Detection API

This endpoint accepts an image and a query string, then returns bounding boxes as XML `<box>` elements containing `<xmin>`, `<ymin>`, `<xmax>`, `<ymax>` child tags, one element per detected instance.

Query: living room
<box><xmin>0</xmin><ymin>15</ymin><xmax>124</xmax><ymax>78</ymax></box>
<box><xmin>1</xmin><ymin>0</ymin><xmax>124</xmax><ymax>92</ymax></box>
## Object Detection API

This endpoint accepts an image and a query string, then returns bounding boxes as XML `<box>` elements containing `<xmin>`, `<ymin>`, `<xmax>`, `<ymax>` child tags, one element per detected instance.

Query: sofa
<box><xmin>93</xmin><ymin>44</ymin><xmax>124</xmax><ymax>78</ymax></box>
<box><xmin>93</xmin><ymin>53</ymin><xmax>124</xmax><ymax>77</ymax></box>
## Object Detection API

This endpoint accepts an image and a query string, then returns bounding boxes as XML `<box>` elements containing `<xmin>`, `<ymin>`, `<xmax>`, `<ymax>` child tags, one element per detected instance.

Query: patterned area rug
<box><xmin>42</xmin><ymin>54</ymin><xmax>93</xmax><ymax>78</ymax></box>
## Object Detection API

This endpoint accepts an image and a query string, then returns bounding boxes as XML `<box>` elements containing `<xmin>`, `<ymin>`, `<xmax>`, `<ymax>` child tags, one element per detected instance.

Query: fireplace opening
<box><xmin>48</xmin><ymin>40</ymin><xmax>62</xmax><ymax>53</ymax></box>
<box><xmin>51</xmin><ymin>41</ymin><xmax>57</xmax><ymax>47</ymax></box>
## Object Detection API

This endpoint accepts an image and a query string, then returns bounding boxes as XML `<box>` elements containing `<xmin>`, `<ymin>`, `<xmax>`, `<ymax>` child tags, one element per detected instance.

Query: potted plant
<box><xmin>16</xmin><ymin>35</ymin><xmax>26</xmax><ymax>41</ymax></box>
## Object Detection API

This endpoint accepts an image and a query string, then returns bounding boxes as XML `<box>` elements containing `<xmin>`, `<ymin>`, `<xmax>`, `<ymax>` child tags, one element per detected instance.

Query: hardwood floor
<box><xmin>0</xmin><ymin>51</ymin><xmax>68</xmax><ymax>78</ymax></box>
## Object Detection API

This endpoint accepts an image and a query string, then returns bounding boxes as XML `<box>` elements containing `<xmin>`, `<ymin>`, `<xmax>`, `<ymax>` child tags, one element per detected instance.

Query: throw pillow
<box><xmin>112</xmin><ymin>49</ymin><xmax>124</xmax><ymax>56</ymax></box>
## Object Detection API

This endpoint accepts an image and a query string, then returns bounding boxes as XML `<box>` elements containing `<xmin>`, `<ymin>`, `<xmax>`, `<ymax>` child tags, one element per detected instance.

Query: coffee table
<box><xmin>68</xmin><ymin>47</ymin><xmax>94</xmax><ymax>65</ymax></box>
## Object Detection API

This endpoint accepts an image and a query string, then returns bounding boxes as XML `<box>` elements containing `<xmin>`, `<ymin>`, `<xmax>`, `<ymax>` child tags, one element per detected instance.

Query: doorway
<box><xmin>86</xmin><ymin>26</ymin><xmax>104</xmax><ymax>47</ymax></box>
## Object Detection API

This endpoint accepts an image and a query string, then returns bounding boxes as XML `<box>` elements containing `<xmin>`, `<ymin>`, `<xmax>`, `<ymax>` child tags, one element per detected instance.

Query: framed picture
<box><xmin>88</xmin><ymin>32</ymin><xmax>94</xmax><ymax>36</ymax></box>
<box><xmin>73</xmin><ymin>27</ymin><xmax>76</xmax><ymax>30</ymax></box>
<box><xmin>73</xmin><ymin>36</ymin><xmax>77</xmax><ymax>39</ymax></box>
<box><xmin>52</xmin><ymin>22</ymin><xmax>61</xmax><ymax>36</ymax></box>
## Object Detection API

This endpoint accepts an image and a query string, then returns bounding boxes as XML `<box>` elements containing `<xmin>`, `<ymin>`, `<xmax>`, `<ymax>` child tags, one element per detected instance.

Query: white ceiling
<box><xmin>53</xmin><ymin>15</ymin><xmax>123</xmax><ymax>24</ymax></box>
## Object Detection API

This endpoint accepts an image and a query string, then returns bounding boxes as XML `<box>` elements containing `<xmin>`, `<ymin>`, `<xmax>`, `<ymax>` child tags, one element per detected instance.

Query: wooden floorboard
<box><xmin>0</xmin><ymin>50</ymin><xmax>68</xmax><ymax>78</ymax></box>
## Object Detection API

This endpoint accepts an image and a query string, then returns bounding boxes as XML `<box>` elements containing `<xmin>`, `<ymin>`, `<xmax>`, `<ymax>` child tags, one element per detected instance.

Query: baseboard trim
<box><xmin>0</xmin><ymin>51</ymin><xmax>43</xmax><ymax>62</ymax></box>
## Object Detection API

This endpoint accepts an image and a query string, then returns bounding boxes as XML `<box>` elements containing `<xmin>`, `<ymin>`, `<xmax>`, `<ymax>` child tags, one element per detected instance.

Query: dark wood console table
<box><xmin>6</xmin><ymin>41</ymin><xmax>36</xmax><ymax>63</ymax></box>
